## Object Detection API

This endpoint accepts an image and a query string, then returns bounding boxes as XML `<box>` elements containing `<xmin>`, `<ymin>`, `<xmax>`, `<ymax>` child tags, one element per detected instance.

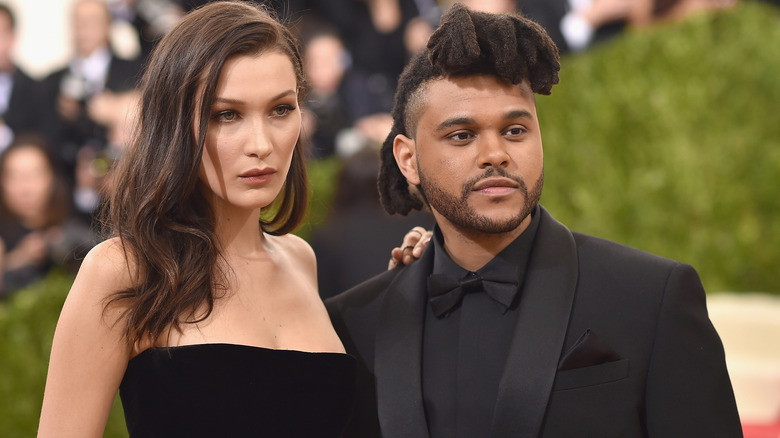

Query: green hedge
<box><xmin>0</xmin><ymin>270</ymin><xmax>127</xmax><ymax>438</ymax></box>
<box><xmin>1</xmin><ymin>3</ymin><xmax>777</xmax><ymax>436</ymax></box>
<box><xmin>538</xmin><ymin>1</ymin><xmax>780</xmax><ymax>294</ymax></box>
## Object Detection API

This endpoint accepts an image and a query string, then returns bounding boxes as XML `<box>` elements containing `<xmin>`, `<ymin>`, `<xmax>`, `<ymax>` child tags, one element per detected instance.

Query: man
<box><xmin>0</xmin><ymin>3</ymin><xmax>48</xmax><ymax>152</ymax></box>
<box><xmin>42</xmin><ymin>0</ymin><xmax>142</xmax><ymax>224</ymax></box>
<box><xmin>326</xmin><ymin>4</ymin><xmax>742</xmax><ymax>437</ymax></box>
<box><xmin>42</xmin><ymin>0</ymin><xmax>141</xmax><ymax>168</ymax></box>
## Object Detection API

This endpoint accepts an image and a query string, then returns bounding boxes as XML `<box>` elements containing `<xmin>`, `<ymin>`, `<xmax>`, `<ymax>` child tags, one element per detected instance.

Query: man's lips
<box><xmin>471</xmin><ymin>177</ymin><xmax>520</xmax><ymax>192</ymax></box>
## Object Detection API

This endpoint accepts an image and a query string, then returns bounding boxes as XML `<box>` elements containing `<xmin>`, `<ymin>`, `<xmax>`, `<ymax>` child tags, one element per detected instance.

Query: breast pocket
<box><xmin>552</xmin><ymin>358</ymin><xmax>630</xmax><ymax>391</ymax></box>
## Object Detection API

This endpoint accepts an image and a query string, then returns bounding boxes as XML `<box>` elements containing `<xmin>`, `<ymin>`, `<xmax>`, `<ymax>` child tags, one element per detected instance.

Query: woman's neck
<box><xmin>213</xmin><ymin>205</ymin><xmax>268</xmax><ymax>259</ymax></box>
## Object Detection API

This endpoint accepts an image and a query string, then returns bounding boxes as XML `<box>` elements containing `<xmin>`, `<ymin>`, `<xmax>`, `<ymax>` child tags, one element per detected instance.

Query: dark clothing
<box><xmin>326</xmin><ymin>205</ymin><xmax>742</xmax><ymax>438</ymax></box>
<box><xmin>518</xmin><ymin>0</ymin><xmax>626</xmax><ymax>53</ymax></box>
<box><xmin>3</xmin><ymin>67</ymin><xmax>49</xmax><ymax>139</ymax></box>
<box><xmin>317</xmin><ymin>0</ymin><xmax>421</xmax><ymax>119</ymax></box>
<box><xmin>0</xmin><ymin>217</ymin><xmax>94</xmax><ymax>297</ymax></box>
<box><xmin>423</xmin><ymin>211</ymin><xmax>539</xmax><ymax>438</ymax></box>
<box><xmin>42</xmin><ymin>53</ymin><xmax>142</xmax><ymax>168</ymax></box>
<box><xmin>312</xmin><ymin>203</ymin><xmax>433</xmax><ymax>300</ymax></box>
<box><xmin>120</xmin><ymin>343</ymin><xmax>357</xmax><ymax>437</ymax></box>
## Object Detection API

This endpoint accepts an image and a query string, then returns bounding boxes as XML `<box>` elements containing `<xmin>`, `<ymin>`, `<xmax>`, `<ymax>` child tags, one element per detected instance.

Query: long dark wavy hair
<box><xmin>102</xmin><ymin>0</ymin><xmax>308</xmax><ymax>347</ymax></box>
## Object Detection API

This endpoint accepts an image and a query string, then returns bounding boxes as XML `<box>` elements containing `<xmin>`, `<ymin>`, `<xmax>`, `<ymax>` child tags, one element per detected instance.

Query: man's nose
<box><xmin>477</xmin><ymin>133</ymin><xmax>510</xmax><ymax>168</ymax></box>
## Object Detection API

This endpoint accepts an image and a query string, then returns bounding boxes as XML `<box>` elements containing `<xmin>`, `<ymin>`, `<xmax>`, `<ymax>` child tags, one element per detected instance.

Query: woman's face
<box><xmin>198</xmin><ymin>50</ymin><xmax>301</xmax><ymax>213</ymax></box>
<box><xmin>1</xmin><ymin>146</ymin><xmax>55</xmax><ymax>221</ymax></box>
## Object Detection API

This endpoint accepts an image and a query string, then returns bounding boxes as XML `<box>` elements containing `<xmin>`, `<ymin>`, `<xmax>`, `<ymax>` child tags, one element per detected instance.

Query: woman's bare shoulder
<box><xmin>269</xmin><ymin>233</ymin><xmax>315</xmax><ymax>263</ymax></box>
<box><xmin>75</xmin><ymin>237</ymin><xmax>136</xmax><ymax>299</ymax></box>
<box><xmin>267</xmin><ymin>233</ymin><xmax>317</xmax><ymax>284</ymax></box>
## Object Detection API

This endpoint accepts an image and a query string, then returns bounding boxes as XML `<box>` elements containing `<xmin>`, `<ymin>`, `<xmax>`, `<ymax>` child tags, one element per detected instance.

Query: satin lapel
<box><xmin>375</xmin><ymin>248</ymin><xmax>434</xmax><ymax>438</ymax></box>
<box><xmin>491</xmin><ymin>207</ymin><xmax>579</xmax><ymax>437</ymax></box>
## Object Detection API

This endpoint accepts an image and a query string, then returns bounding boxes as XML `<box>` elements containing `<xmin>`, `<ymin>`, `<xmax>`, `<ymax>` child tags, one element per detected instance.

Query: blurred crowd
<box><xmin>0</xmin><ymin>0</ymin><xmax>751</xmax><ymax>298</ymax></box>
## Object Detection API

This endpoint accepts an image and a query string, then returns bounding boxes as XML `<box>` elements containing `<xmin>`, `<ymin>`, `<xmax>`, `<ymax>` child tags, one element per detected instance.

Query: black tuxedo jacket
<box><xmin>4</xmin><ymin>67</ymin><xmax>48</xmax><ymax>137</ymax></box>
<box><xmin>41</xmin><ymin>53</ymin><xmax>142</xmax><ymax>152</ymax></box>
<box><xmin>326</xmin><ymin>206</ymin><xmax>742</xmax><ymax>438</ymax></box>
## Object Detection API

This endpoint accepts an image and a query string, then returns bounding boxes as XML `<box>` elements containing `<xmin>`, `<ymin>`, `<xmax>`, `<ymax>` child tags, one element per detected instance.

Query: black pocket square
<box><xmin>558</xmin><ymin>329</ymin><xmax>621</xmax><ymax>371</ymax></box>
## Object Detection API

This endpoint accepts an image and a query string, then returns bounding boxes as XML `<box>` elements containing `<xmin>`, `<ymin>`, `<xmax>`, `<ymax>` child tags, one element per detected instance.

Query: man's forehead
<box><xmin>427</xmin><ymin>74</ymin><xmax>534</xmax><ymax>97</ymax></box>
<box><xmin>416</xmin><ymin>75</ymin><xmax>536</xmax><ymax>120</ymax></box>
<box><xmin>403</xmin><ymin>74</ymin><xmax>535</xmax><ymax>136</ymax></box>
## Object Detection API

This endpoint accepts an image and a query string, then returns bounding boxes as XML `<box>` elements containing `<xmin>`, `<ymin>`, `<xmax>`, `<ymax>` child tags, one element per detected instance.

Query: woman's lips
<box><xmin>239</xmin><ymin>168</ymin><xmax>275</xmax><ymax>184</ymax></box>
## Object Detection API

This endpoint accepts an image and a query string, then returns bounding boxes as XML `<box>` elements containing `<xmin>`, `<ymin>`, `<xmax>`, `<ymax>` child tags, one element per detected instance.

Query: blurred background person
<box><xmin>0</xmin><ymin>134</ymin><xmax>95</xmax><ymax>297</ymax></box>
<box><xmin>300</xmin><ymin>24</ymin><xmax>352</xmax><ymax>159</ymax></box>
<box><xmin>311</xmin><ymin>146</ymin><xmax>433</xmax><ymax>299</ymax></box>
<box><xmin>41</xmin><ymin>0</ymin><xmax>142</xmax><ymax>225</ymax></box>
<box><xmin>0</xmin><ymin>3</ymin><xmax>48</xmax><ymax>152</ymax></box>
<box><xmin>629</xmin><ymin>0</ymin><xmax>738</xmax><ymax>27</ymax></box>
<box><xmin>316</xmin><ymin>0</ymin><xmax>436</xmax><ymax>147</ymax></box>
<box><xmin>456</xmin><ymin>0</ymin><xmax>737</xmax><ymax>53</ymax></box>
<box><xmin>106</xmin><ymin>0</ymin><xmax>183</xmax><ymax>63</ymax></box>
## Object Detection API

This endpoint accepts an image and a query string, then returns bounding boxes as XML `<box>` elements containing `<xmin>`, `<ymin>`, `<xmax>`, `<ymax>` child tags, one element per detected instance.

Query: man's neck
<box><xmin>436</xmin><ymin>213</ymin><xmax>532</xmax><ymax>272</ymax></box>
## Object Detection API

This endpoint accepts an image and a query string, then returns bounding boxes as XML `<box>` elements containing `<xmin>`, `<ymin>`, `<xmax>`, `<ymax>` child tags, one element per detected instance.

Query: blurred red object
<box><xmin>743</xmin><ymin>421</ymin><xmax>780</xmax><ymax>438</ymax></box>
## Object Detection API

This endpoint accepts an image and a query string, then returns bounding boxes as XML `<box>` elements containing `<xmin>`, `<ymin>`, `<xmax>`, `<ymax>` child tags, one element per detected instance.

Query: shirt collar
<box><xmin>70</xmin><ymin>46</ymin><xmax>111</xmax><ymax>89</ymax></box>
<box><xmin>430</xmin><ymin>204</ymin><xmax>542</xmax><ymax>310</ymax></box>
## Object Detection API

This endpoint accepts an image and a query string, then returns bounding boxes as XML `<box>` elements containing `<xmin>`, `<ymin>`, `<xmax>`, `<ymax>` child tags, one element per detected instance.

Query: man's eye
<box><xmin>449</xmin><ymin>132</ymin><xmax>472</xmax><ymax>141</ymax></box>
<box><xmin>506</xmin><ymin>127</ymin><xmax>526</xmax><ymax>136</ymax></box>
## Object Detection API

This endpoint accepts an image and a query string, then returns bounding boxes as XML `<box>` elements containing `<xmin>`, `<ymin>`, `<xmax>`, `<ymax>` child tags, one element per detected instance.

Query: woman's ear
<box><xmin>393</xmin><ymin>134</ymin><xmax>420</xmax><ymax>185</ymax></box>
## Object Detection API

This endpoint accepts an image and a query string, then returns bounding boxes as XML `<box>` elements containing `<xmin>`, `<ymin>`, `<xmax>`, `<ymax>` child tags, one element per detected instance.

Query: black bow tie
<box><xmin>427</xmin><ymin>267</ymin><xmax>519</xmax><ymax>318</ymax></box>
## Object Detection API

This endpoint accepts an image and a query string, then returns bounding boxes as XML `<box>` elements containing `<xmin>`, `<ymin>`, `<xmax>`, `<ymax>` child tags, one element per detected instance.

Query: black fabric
<box><xmin>119</xmin><ymin>343</ymin><xmax>357</xmax><ymax>438</ymax></box>
<box><xmin>422</xmin><ymin>208</ymin><xmax>540</xmax><ymax>438</ymax></box>
<box><xmin>425</xmin><ymin>210</ymin><xmax>541</xmax><ymax>317</ymax></box>
<box><xmin>326</xmin><ymin>205</ymin><xmax>742</xmax><ymax>438</ymax></box>
<box><xmin>41</xmin><ymin>53</ymin><xmax>142</xmax><ymax>171</ymax></box>
<box><xmin>5</xmin><ymin>67</ymin><xmax>49</xmax><ymax>139</ymax></box>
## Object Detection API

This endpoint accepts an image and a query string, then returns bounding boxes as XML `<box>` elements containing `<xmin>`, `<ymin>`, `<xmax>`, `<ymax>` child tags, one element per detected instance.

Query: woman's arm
<box><xmin>38</xmin><ymin>239</ymin><xmax>134</xmax><ymax>438</ymax></box>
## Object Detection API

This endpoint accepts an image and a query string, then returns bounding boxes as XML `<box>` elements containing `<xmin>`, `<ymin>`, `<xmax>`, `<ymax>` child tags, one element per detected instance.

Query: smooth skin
<box><xmin>38</xmin><ymin>51</ymin><xmax>343</xmax><ymax>437</ymax></box>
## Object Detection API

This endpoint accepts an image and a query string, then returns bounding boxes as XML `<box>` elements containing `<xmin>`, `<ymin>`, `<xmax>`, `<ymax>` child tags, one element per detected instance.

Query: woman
<box><xmin>0</xmin><ymin>135</ymin><xmax>94</xmax><ymax>296</ymax></box>
<box><xmin>38</xmin><ymin>2</ymin><xmax>427</xmax><ymax>436</ymax></box>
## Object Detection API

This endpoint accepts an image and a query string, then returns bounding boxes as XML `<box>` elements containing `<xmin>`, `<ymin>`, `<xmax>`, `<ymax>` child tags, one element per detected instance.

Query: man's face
<box><xmin>0</xmin><ymin>13</ymin><xmax>14</xmax><ymax>70</ymax></box>
<box><xmin>72</xmin><ymin>0</ymin><xmax>111</xmax><ymax>57</ymax></box>
<box><xmin>394</xmin><ymin>75</ymin><xmax>543</xmax><ymax>236</ymax></box>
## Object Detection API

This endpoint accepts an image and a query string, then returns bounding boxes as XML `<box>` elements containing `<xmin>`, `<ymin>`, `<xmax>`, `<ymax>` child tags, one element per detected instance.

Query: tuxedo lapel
<box><xmin>491</xmin><ymin>207</ymin><xmax>579</xmax><ymax>437</ymax></box>
<box><xmin>375</xmin><ymin>248</ymin><xmax>434</xmax><ymax>438</ymax></box>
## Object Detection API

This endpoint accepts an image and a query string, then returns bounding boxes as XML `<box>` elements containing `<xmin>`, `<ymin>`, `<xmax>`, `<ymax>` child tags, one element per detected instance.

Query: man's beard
<box><xmin>418</xmin><ymin>167</ymin><xmax>543</xmax><ymax>234</ymax></box>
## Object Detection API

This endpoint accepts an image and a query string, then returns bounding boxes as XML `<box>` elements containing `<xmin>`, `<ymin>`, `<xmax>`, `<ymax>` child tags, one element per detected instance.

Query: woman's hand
<box><xmin>388</xmin><ymin>226</ymin><xmax>432</xmax><ymax>269</ymax></box>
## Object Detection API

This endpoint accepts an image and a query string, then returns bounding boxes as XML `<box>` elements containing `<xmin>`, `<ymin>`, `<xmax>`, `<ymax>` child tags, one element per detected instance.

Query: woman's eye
<box><xmin>272</xmin><ymin>105</ymin><xmax>296</xmax><ymax>117</ymax></box>
<box><xmin>215</xmin><ymin>111</ymin><xmax>237</xmax><ymax>122</ymax></box>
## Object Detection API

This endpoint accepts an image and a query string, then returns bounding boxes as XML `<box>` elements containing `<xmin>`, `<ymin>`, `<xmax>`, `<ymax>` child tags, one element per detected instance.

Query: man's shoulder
<box><xmin>326</xmin><ymin>268</ymin><xmax>402</xmax><ymax>310</ymax></box>
<box><xmin>568</xmin><ymin>230</ymin><xmax>691</xmax><ymax>289</ymax></box>
<box><xmin>538</xmin><ymin>206</ymin><xmax>682</xmax><ymax>271</ymax></box>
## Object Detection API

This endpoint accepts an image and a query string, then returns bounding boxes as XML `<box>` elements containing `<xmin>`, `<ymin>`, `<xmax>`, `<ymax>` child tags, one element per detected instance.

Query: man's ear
<box><xmin>393</xmin><ymin>134</ymin><xmax>420</xmax><ymax>185</ymax></box>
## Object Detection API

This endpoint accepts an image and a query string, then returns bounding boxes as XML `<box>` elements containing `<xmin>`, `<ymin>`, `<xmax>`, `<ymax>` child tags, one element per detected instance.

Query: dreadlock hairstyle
<box><xmin>378</xmin><ymin>3</ymin><xmax>561</xmax><ymax>215</ymax></box>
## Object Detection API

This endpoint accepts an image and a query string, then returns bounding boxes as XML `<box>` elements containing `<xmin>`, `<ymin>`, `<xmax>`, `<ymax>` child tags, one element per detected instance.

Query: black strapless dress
<box><xmin>119</xmin><ymin>343</ymin><xmax>356</xmax><ymax>437</ymax></box>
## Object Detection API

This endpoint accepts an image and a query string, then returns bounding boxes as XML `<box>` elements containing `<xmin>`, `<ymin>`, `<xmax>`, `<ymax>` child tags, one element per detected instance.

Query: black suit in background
<box><xmin>311</xmin><ymin>147</ymin><xmax>434</xmax><ymax>299</ymax></box>
<box><xmin>3</xmin><ymin>67</ymin><xmax>48</xmax><ymax>139</ymax></box>
<box><xmin>518</xmin><ymin>0</ymin><xmax>627</xmax><ymax>53</ymax></box>
<box><xmin>327</xmin><ymin>205</ymin><xmax>742</xmax><ymax>438</ymax></box>
<box><xmin>41</xmin><ymin>53</ymin><xmax>142</xmax><ymax>170</ymax></box>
